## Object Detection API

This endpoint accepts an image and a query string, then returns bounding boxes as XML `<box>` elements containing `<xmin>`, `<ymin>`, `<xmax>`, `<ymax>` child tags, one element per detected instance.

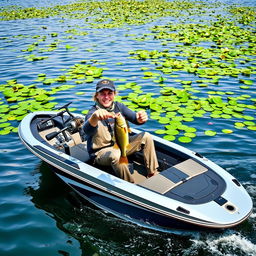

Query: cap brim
<box><xmin>96</xmin><ymin>86</ymin><xmax>115</xmax><ymax>92</ymax></box>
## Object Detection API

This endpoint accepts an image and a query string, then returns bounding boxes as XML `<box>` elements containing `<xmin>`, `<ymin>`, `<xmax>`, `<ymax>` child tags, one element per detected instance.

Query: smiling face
<box><xmin>96</xmin><ymin>89</ymin><xmax>115</xmax><ymax>108</ymax></box>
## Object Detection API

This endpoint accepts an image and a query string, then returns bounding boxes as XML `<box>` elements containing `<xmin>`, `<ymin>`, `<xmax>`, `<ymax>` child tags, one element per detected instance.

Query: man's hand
<box><xmin>136</xmin><ymin>110</ymin><xmax>148</xmax><ymax>124</ymax></box>
<box><xmin>89</xmin><ymin>109</ymin><xmax>114</xmax><ymax>127</ymax></box>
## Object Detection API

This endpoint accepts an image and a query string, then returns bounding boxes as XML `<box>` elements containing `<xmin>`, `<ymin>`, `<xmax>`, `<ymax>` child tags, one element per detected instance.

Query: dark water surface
<box><xmin>0</xmin><ymin>0</ymin><xmax>255</xmax><ymax>255</ymax></box>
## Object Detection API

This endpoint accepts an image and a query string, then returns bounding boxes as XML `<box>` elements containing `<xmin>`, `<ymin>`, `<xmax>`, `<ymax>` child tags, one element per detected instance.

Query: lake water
<box><xmin>0</xmin><ymin>0</ymin><xmax>255</xmax><ymax>255</ymax></box>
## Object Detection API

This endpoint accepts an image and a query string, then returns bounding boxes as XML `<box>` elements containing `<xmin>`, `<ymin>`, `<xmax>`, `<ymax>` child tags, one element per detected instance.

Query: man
<box><xmin>83</xmin><ymin>79</ymin><xmax>159</xmax><ymax>183</ymax></box>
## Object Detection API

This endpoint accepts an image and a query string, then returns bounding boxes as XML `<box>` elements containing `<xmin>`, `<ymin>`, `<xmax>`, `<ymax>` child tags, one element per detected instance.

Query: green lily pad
<box><xmin>210</xmin><ymin>113</ymin><xmax>221</xmax><ymax>118</ymax></box>
<box><xmin>150</xmin><ymin>114</ymin><xmax>161</xmax><ymax>120</ymax></box>
<box><xmin>163</xmin><ymin>135</ymin><xmax>176</xmax><ymax>141</ymax></box>
<box><xmin>240</xmin><ymin>79</ymin><xmax>253</xmax><ymax>85</ymax></box>
<box><xmin>243</xmin><ymin>116</ymin><xmax>254</xmax><ymax>121</ymax></box>
<box><xmin>243</xmin><ymin>121</ymin><xmax>255</xmax><ymax>126</ymax></box>
<box><xmin>12</xmin><ymin>127</ymin><xmax>19</xmax><ymax>133</ymax></box>
<box><xmin>184</xmin><ymin>132</ymin><xmax>196</xmax><ymax>138</ymax></box>
<box><xmin>247</xmin><ymin>126</ymin><xmax>256</xmax><ymax>131</ymax></box>
<box><xmin>166</xmin><ymin>112</ymin><xmax>176</xmax><ymax>118</ymax></box>
<box><xmin>240</xmin><ymin>86</ymin><xmax>250</xmax><ymax>89</ymax></box>
<box><xmin>166</xmin><ymin>129</ymin><xmax>179</xmax><ymax>135</ymax></box>
<box><xmin>185</xmin><ymin>127</ymin><xmax>197</xmax><ymax>133</ymax></box>
<box><xmin>221</xmin><ymin>114</ymin><xmax>232</xmax><ymax>119</ymax></box>
<box><xmin>12</xmin><ymin>109</ymin><xmax>27</xmax><ymax>116</ymax></box>
<box><xmin>154</xmin><ymin>129</ymin><xmax>166</xmax><ymax>135</ymax></box>
<box><xmin>171</xmin><ymin>116</ymin><xmax>183</xmax><ymax>122</ymax></box>
<box><xmin>234</xmin><ymin>122</ymin><xmax>245</xmax><ymax>128</ymax></box>
<box><xmin>178</xmin><ymin>136</ymin><xmax>192</xmax><ymax>143</ymax></box>
<box><xmin>0</xmin><ymin>129</ymin><xmax>10</xmax><ymax>135</ymax></box>
<box><xmin>0</xmin><ymin>107</ymin><xmax>9</xmax><ymax>113</ymax></box>
<box><xmin>205</xmin><ymin>130</ymin><xmax>217</xmax><ymax>136</ymax></box>
<box><xmin>222</xmin><ymin>129</ymin><xmax>233</xmax><ymax>134</ymax></box>
<box><xmin>81</xmin><ymin>110</ymin><xmax>89</xmax><ymax>115</ymax></box>
<box><xmin>158</xmin><ymin>117</ymin><xmax>170</xmax><ymax>124</ymax></box>
<box><xmin>150</xmin><ymin>103</ymin><xmax>163</xmax><ymax>112</ymax></box>
<box><xmin>0</xmin><ymin>123</ymin><xmax>11</xmax><ymax>128</ymax></box>
<box><xmin>165</xmin><ymin>122</ymin><xmax>182</xmax><ymax>129</ymax></box>
<box><xmin>183</xmin><ymin>117</ymin><xmax>194</xmax><ymax>122</ymax></box>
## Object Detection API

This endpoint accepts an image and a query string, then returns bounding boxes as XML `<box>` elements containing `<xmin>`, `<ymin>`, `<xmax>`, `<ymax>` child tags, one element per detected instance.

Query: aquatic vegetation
<box><xmin>229</xmin><ymin>6</ymin><xmax>256</xmax><ymax>25</ymax></box>
<box><xmin>0</xmin><ymin>79</ymin><xmax>58</xmax><ymax>132</ymax></box>
<box><xmin>0</xmin><ymin>0</ymin><xmax>209</xmax><ymax>27</ymax></box>
<box><xmin>126</xmin><ymin>6</ymin><xmax>255</xmax><ymax>142</ymax></box>
<box><xmin>0</xmin><ymin>60</ymin><xmax>104</xmax><ymax>134</ymax></box>
<box><xmin>0</xmin><ymin>0</ymin><xmax>255</xmax><ymax>142</ymax></box>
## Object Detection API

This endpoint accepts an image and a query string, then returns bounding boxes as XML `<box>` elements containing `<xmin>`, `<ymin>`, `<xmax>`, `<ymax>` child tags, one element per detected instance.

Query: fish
<box><xmin>114</xmin><ymin>112</ymin><xmax>130</xmax><ymax>164</ymax></box>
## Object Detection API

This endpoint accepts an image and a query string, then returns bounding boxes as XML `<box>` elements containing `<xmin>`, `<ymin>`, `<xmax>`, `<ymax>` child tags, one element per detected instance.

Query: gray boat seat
<box><xmin>139</xmin><ymin>174</ymin><xmax>177</xmax><ymax>194</ymax></box>
<box><xmin>173</xmin><ymin>159</ymin><xmax>207</xmax><ymax>178</ymax></box>
<box><xmin>139</xmin><ymin>159</ymin><xmax>208</xmax><ymax>194</ymax></box>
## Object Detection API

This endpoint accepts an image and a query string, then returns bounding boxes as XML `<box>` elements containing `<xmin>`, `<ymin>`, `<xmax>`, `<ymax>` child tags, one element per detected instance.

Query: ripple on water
<box><xmin>184</xmin><ymin>232</ymin><xmax>256</xmax><ymax>256</ymax></box>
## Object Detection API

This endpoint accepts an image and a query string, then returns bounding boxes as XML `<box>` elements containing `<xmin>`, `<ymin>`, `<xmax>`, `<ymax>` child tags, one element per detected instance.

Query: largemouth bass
<box><xmin>114</xmin><ymin>113</ymin><xmax>130</xmax><ymax>164</ymax></box>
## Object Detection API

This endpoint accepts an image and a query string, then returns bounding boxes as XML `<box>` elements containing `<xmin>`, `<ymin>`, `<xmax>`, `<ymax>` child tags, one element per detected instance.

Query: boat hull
<box><xmin>53</xmin><ymin>166</ymin><xmax>251</xmax><ymax>231</ymax></box>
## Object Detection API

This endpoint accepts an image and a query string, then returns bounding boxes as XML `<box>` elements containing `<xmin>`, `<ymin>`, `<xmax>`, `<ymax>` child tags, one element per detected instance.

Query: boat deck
<box><xmin>38</xmin><ymin>120</ymin><xmax>227</xmax><ymax>206</ymax></box>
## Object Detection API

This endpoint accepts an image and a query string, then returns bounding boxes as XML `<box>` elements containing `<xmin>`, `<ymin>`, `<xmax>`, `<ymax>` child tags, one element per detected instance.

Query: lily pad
<box><xmin>243</xmin><ymin>121</ymin><xmax>255</xmax><ymax>126</ymax></box>
<box><xmin>243</xmin><ymin>115</ymin><xmax>254</xmax><ymax>121</ymax></box>
<box><xmin>163</xmin><ymin>135</ymin><xmax>176</xmax><ymax>141</ymax></box>
<box><xmin>166</xmin><ymin>129</ymin><xmax>179</xmax><ymax>135</ymax></box>
<box><xmin>81</xmin><ymin>110</ymin><xmax>89</xmax><ymax>115</ymax></box>
<box><xmin>158</xmin><ymin>117</ymin><xmax>170</xmax><ymax>124</ymax></box>
<box><xmin>205</xmin><ymin>130</ymin><xmax>217</xmax><ymax>136</ymax></box>
<box><xmin>0</xmin><ymin>129</ymin><xmax>10</xmax><ymax>135</ymax></box>
<box><xmin>184</xmin><ymin>132</ymin><xmax>196</xmax><ymax>138</ymax></box>
<box><xmin>222</xmin><ymin>129</ymin><xmax>233</xmax><ymax>134</ymax></box>
<box><xmin>234</xmin><ymin>122</ymin><xmax>245</xmax><ymax>128</ymax></box>
<box><xmin>154</xmin><ymin>129</ymin><xmax>166</xmax><ymax>135</ymax></box>
<box><xmin>0</xmin><ymin>122</ymin><xmax>11</xmax><ymax>128</ymax></box>
<box><xmin>178</xmin><ymin>136</ymin><xmax>192</xmax><ymax>143</ymax></box>
<box><xmin>247</xmin><ymin>126</ymin><xmax>256</xmax><ymax>131</ymax></box>
<box><xmin>185</xmin><ymin>127</ymin><xmax>197</xmax><ymax>133</ymax></box>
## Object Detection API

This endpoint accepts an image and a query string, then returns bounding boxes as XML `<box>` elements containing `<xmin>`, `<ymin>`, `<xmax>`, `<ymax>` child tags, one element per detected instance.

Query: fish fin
<box><xmin>119</xmin><ymin>156</ymin><xmax>128</xmax><ymax>165</ymax></box>
<box><xmin>126</xmin><ymin>143</ymin><xmax>131</xmax><ymax>150</ymax></box>
<box><xmin>126</xmin><ymin>120</ymin><xmax>132</xmax><ymax>133</ymax></box>
<box><xmin>113</xmin><ymin>143</ymin><xmax>119</xmax><ymax>149</ymax></box>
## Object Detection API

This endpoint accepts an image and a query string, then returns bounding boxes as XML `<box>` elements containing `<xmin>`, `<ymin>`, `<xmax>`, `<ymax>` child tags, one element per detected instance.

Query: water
<box><xmin>0</xmin><ymin>0</ymin><xmax>255</xmax><ymax>255</ymax></box>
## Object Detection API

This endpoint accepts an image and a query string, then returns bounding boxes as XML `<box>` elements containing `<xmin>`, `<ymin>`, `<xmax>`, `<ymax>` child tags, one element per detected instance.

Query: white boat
<box><xmin>18</xmin><ymin>103</ymin><xmax>253</xmax><ymax>232</ymax></box>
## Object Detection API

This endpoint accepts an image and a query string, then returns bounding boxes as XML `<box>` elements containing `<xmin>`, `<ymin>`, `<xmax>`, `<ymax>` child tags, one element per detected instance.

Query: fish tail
<box><xmin>119</xmin><ymin>156</ymin><xmax>128</xmax><ymax>165</ymax></box>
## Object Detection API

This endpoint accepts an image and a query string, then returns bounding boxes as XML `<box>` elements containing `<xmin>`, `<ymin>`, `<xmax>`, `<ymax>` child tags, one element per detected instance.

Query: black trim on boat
<box><xmin>176</xmin><ymin>206</ymin><xmax>190</xmax><ymax>215</ymax></box>
<box><xmin>232</xmin><ymin>179</ymin><xmax>241</xmax><ymax>187</ymax></box>
<box><xmin>214</xmin><ymin>196</ymin><xmax>228</xmax><ymax>206</ymax></box>
<box><xmin>34</xmin><ymin>145</ymin><xmax>80</xmax><ymax>169</ymax></box>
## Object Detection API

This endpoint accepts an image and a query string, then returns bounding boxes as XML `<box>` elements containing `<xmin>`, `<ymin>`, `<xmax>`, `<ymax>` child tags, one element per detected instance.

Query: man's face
<box><xmin>96</xmin><ymin>89</ymin><xmax>115</xmax><ymax>108</ymax></box>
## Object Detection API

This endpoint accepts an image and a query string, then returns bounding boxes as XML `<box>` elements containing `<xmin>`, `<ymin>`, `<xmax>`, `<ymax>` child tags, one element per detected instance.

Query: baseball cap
<box><xmin>96</xmin><ymin>79</ymin><xmax>115</xmax><ymax>92</ymax></box>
